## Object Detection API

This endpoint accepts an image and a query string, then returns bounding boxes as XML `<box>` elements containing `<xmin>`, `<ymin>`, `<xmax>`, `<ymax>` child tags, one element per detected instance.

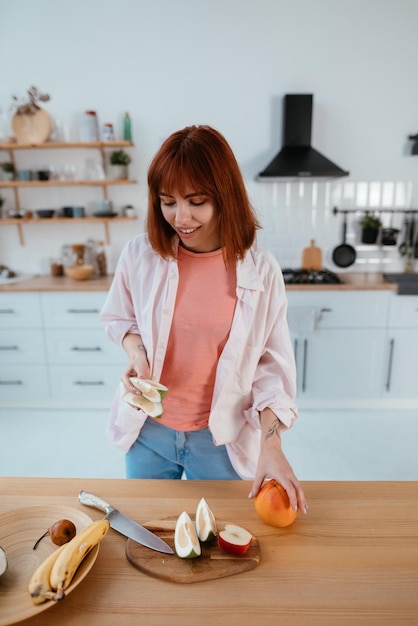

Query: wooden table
<box><xmin>1</xmin><ymin>478</ymin><xmax>417</xmax><ymax>626</ymax></box>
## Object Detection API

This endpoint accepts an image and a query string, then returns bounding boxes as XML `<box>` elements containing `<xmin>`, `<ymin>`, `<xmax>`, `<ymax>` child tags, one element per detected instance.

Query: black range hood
<box><xmin>257</xmin><ymin>94</ymin><xmax>349</xmax><ymax>181</ymax></box>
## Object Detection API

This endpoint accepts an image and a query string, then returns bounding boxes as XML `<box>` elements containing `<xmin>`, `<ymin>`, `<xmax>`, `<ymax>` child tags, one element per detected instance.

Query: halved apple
<box><xmin>217</xmin><ymin>524</ymin><xmax>252</xmax><ymax>556</ymax></box>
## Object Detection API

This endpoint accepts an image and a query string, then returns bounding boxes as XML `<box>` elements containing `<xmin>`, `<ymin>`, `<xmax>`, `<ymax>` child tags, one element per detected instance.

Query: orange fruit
<box><xmin>254</xmin><ymin>479</ymin><xmax>297</xmax><ymax>528</ymax></box>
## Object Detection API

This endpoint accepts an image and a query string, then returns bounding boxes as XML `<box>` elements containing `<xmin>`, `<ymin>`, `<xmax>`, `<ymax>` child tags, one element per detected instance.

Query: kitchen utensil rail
<box><xmin>333</xmin><ymin>206</ymin><xmax>418</xmax><ymax>215</ymax></box>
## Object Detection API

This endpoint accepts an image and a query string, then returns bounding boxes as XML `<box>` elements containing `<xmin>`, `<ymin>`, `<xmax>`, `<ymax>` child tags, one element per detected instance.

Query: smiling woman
<box><xmin>100</xmin><ymin>124</ymin><xmax>308</xmax><ymax>515</ymax></box>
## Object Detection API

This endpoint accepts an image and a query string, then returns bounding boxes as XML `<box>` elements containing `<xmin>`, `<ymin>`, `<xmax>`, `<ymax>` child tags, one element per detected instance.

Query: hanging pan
<box><xmin>332</xmin><ymin>213</ymin><xmax>356</xmax><ymax>268</ymax></box>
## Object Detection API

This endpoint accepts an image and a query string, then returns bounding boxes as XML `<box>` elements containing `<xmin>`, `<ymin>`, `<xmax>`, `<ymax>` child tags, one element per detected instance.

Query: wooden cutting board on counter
<box><xmin>301</xmin><ymin>239</ymin><xmax>322</xmax><ymax>270</ymax></box>
<box><xmin>126</xmin><ymin>516</ymin><xmax>260</xmax><ymax>583</ymax></box>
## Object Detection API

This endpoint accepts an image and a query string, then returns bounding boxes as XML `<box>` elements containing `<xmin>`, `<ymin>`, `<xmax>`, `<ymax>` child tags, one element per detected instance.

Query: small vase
<box><xmin>361</xmin><ymin>227</ymin><xmax>379</xmax><ymax>244</ymax></box>
<box><xmin>109</xmin><ymin>164</ymin><xmax>128</xmax><ymax>180</ymax></box>
<box><xmin>12</xmin><ymin>108</ymin><xmax>51</xmax><ymax>144</ymax></box>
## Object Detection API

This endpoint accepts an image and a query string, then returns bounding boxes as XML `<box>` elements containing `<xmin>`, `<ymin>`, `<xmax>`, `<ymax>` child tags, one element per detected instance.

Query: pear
<box><xmin>122</xmin><ymin>391</ymin><xmax>163</xmax><ymax>418</ymax></box>
<box><xmin>33</xmin><ymin>518</ymin><xmax>77</xmax><ymax>550</ymax></box>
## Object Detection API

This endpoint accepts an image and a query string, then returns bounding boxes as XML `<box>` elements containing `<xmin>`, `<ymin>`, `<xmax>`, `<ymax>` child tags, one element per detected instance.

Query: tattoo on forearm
<box><xmin>265</xmin><ymin>421</ymin><xmax>281</xmax><ymax>441</ymax></box>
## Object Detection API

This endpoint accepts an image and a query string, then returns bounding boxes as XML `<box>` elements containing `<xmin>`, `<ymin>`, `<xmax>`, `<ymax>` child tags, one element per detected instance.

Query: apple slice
<box><xmin>217</xmin><ymin>524</ymin><xmax>252</xmax><ymax>556</ymax></box>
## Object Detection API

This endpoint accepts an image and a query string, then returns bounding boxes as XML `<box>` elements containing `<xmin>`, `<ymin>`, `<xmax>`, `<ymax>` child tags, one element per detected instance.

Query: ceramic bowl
<box><xmin>64</xmin><ymin>264</ymin><xmax>93</xmax><ymax>281</ymax></box>
<box><xmin>36</xmin><ymin>209</ymin><xmax>55</xmax><ymax>218</ymax></box>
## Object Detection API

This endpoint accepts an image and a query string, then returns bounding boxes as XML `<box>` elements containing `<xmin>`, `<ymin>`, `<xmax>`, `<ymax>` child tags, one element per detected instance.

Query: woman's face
<box><xmin>159</xmin><ymin>190</ymin><xmax>221</xmax><ymax>253</ymax></box>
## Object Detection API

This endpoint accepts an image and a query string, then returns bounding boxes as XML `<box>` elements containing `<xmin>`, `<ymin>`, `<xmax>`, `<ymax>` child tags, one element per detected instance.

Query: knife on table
<box><xmin>78</xmin><ymin>490</ymin><xmax>174</xmax><ymax>554</ymax></box>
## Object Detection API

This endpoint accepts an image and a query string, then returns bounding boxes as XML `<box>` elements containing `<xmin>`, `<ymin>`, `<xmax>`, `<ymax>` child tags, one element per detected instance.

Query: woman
<box><xmin>101</xmin><ymin>125</ymin><xmax>307</xmax><ymax>514</ymax></box>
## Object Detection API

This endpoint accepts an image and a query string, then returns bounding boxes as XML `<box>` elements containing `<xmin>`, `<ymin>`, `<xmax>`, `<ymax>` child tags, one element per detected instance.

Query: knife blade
<box><xmin>78</xmin><ymin>490</ymin><xmax>174</xmax><ymax>554</ymax></box>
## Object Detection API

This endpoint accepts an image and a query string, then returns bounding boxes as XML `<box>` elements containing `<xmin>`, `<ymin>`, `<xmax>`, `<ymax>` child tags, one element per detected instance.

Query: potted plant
<box><xmin>0</xmin><ymin>162</ymin><xmax>15</xmax><ymax>181</ymax></box>
<box><xmin>360</xmin><ymin>214</ymin><xmax>382</xmax><ymax>244</ymax></box>
<box><xmin>108</xmin><ymin>149</ymin><xmax>132</xmax><ymax>180</ymax></box>
<box><xmin>10</xmin><ymin>85</ymin><xmax>51</xmax><ymax>144</ymax></box>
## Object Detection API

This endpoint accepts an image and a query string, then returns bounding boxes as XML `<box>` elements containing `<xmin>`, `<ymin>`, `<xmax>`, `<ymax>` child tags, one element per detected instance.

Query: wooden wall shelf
<box><xmin>0</xmin><ymin>179</ymin><xmax>136</xmax><ymax>188</ymax></box>
<box><xmin>1</xmin><ymin>216</ymin><xmax>137</xmax><ymax>246</ymax></box>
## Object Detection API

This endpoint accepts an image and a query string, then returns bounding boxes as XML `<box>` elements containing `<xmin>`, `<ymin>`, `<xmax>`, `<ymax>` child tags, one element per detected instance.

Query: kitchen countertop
<box><xmin>1</xmin><ymin>478</ymin><xmax>417</xmax><ymax>626</ymax></box>
<box><xmin>0</xmin><ymin>272</ymin><xmax>398</xmax><ymax>292</ymax></box>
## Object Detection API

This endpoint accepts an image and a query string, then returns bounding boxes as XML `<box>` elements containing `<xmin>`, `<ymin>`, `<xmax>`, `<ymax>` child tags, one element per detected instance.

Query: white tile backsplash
<box><xmin>249</xmin><ymin>179</ymin><xmax>415</xmax><ymax>273</ymax></box>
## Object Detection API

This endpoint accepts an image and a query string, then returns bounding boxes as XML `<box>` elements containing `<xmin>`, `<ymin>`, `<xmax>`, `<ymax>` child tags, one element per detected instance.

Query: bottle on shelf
<box><xmin>82</xmin><ymin>110</ymin><xmax>99</xmax><ymax>141</ymax></box>
<box><xmin>123</xmin><ymin>112</ymin><xmax>132</xmax><ymax>141</ymax></box>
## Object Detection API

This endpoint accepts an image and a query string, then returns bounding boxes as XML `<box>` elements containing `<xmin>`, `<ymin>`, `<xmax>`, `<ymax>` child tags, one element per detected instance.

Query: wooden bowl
<box><xmin>64</xmin><ymin>264</ymin><xmax>93</xmax><ymax>281</ymax></box>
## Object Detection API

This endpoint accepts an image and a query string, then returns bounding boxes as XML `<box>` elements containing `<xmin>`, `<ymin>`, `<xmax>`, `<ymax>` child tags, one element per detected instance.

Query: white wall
<box><xmin>0</xmin><ymin>0</ymin><xmax>417</xmax><ymax>274</ymax></box>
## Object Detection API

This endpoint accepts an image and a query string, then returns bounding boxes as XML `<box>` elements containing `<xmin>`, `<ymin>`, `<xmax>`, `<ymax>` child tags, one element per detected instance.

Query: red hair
<box><xmin>146</xmin><ymin>125</ymin><xmax>260</xmax><ymax>267</ymax></box>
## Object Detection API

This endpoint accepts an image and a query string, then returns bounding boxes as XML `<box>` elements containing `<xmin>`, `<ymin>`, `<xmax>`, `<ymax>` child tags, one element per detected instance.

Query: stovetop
<box><xmin>282</xmin><ymin>268</ymin><xmax>342</xmax><ymax>285</ymax></box>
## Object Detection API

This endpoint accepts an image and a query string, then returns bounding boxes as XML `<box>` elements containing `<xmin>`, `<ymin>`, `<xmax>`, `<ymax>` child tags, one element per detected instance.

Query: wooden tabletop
<box><xmin>1</xmin><ymin>478</ymin><xmax>417</xmax><ymax>626</ymax></box>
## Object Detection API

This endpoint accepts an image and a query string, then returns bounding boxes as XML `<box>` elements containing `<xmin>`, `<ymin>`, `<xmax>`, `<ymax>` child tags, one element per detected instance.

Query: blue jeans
<box><xmin>125</xmin><ymin>417</ymin><xmax>241</xmax><ymax>480</ymax></box>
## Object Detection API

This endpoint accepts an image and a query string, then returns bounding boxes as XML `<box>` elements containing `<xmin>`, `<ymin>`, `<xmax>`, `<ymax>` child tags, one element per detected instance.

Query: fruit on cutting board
<box><xmin>217</xmin><ymin>524</ymin><xmax>252</xmax><ymax>556</ymax></box>
<box><xmin>28</xmin><ymin>519</ymin><xmax>109</xmax><ymax>604</ymax></box>
<box><xmin>174</xmin><ymin>511</ymin><xmax>201</xmax><ymax>558</ymax></box>
<box><xmin>254</xmin><ymin>479</ymin><xmax>297</xmax><ymax>528</ymax></box>
<box><xmin>33</xmin><ymin>518</ymin><xmax>77</xmax><ymax>550</ymax></box>
<box><xmin>195</xmin><ymin>497</ymin><xmax>217</xmax><ymax>543</ymax></box>
<box><xmin>0</xmin><ymin>546</ymin><xmax>7</xmax><ymax>577</ymax></box>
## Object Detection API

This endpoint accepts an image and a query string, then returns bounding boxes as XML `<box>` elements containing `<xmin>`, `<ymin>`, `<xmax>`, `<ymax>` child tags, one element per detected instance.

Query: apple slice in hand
<box><xmin>217</xmin><ymin>524</ymin><xmax>252</xmax><ymax>556</ymax></box>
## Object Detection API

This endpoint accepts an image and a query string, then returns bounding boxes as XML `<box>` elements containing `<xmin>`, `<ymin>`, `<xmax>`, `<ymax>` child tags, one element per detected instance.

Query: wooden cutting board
<box><xmin>301</xmin><ymin>239</ymin><xmax>322</xmax><ymax>270</ymax></box>
<box><xmin>126</xmin><ymin>516</ymin><xmax>260</xmax><ymax>583</ymax></box>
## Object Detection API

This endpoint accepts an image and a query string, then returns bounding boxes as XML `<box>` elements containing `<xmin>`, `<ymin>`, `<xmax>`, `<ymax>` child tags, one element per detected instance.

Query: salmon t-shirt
<box><xmin>159</xmin><ymin>246</ymin><xmax>237</xmax><ymax>431</ymax></box>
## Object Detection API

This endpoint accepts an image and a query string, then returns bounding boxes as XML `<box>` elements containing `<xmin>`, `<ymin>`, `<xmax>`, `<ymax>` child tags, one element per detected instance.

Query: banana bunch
<box><xmin>28</xmin><ymin>519</ymin><xmax>109</xmax><ymax>604</ymax></box>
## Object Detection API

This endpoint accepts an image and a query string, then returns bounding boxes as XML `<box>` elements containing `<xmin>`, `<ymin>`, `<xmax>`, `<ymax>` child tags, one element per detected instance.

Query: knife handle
<box><xmin>78</xmin><ymin>490</ymin><xmax>112</xmax><ymax>513</ymax></box>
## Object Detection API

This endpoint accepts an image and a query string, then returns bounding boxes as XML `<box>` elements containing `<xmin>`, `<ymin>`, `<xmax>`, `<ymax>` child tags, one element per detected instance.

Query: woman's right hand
<box><xmin>121</xmin><ymin>333</ymin><xmax>151</xmax><ymax>393</ymax></box>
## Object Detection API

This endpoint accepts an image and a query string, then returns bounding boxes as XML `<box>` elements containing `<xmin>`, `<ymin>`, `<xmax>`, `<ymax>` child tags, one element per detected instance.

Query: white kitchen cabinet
<box><xmin>383</xmin><ymin>295</ymin><xmax>418</xmax><ymax>399</ymax></box>
<box><xmin>287</xmin><ymin>291</ymin><xmax>390</xmax><ymax>405</ymax></box>
<box><xmin>41</xmin><ymin>292</ymin><xmax>125</xmax><ymax>405</ymax></box>
<box><xmin>0</xmin><ymin>291</ymin><xmax>124</xmax><ymax>407</ymax></box>
<box><xmin>0</xmin><ymin>293</ymin><xmax>49</xmax><ymax>402</ymax></box>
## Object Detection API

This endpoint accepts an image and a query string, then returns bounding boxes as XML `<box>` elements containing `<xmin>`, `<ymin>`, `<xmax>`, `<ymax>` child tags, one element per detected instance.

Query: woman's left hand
<box><xmin>249</xmin><ymin>408</ymin><xmax>308</xmax><ymax>515</ymax></box>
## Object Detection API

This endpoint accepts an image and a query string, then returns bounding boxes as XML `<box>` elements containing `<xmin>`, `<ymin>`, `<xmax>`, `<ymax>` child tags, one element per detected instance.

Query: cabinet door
<box><xmin>0</xmin><ymin>293</ymin><xmax>43</xmax><ymax>327</ymax></box>
<box><xmin>41</xmin><ymin>292</ymin><xmax>106</xmax><ymax>328</ymax></box>
<box><xmin>0</xmin><ymin>329</ymin><xmax>46</xmax><ymax>365</ymax></box>
<box><xmin>384</xmin><ymin>330</ymin><xmax>418</xmax><ymax>398</ymax></box>
<box><xmin>0</xmin><ymin>365</ymin><xmax>49</xmax><ymax>400</ymax></box>
<box><xmin>48</xmin><ymin>365</ymin><xmax>121</xmax><ymax>403</ymax></box>
<box><xmin>294</xmin><ymin>329</ymin><xmax>386</xmax><ymax>399</ymax></box>
<box><xmin>45</xmin><ymin>329</ymin><xmax>125</xmax><ymax>365</ymax></box>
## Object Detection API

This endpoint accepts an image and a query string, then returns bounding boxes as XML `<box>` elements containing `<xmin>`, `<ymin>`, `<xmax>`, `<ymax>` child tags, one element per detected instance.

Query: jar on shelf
<box><xmin>102</xmin><ymin>123</ymin><xmax>114</xmax><ymax>142</ymax></box>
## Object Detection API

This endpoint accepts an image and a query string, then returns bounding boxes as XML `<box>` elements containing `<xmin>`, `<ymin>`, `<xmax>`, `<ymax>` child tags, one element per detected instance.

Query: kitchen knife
<box><xmin>78</xmin><ymin>490</ymin><xmax>174</xmax><ymax>554</ymax></box>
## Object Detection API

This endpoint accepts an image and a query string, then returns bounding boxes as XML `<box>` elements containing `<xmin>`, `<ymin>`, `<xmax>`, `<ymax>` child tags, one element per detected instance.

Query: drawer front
<box><xmin>41</xmin><ymin>292</ymin><xmax>106</xmax><ymax>328</ymax></box>
<box><xmin>45</xmin><ymin>329</ymin><xmax>126</xmax><ymax>365</ymax></box>
<box><xmin>49</xmin><ymin>365</ymin><xmax>120</xmax><ymax>401</ymax></box>
<box><xmin>388</xmin><ymin>295</ymin><xmax>418</xmax><ymax>327</ymax></box>
<box><xmin>0</xmin><ymin>329</ymin><xmax>46</xmax><ymax>365</ymax></box>
<box><xmin>0</xmin><ymin>293</ymin><xmax>43</xmax><ymax>328</ymax></box>
<box><xmin>287</xmin><ymin>292</ymin><xmax>389</xmax><ymax>329</ymax></box>
<box><xmin>0</xmin><ymin>365</ymin><xmax>49</xmax><ymax>399</ymax></box>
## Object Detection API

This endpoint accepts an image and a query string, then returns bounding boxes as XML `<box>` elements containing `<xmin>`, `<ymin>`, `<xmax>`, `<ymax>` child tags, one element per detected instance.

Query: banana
<box><xmin>28</xmin><ymin>543</ymin><xmax>67</xmax><ymax>604</ymax></box>
<box><xmin>49</xmin><ymin>519</ymin><xmax>109</xmax><ymax>597</ymax></box>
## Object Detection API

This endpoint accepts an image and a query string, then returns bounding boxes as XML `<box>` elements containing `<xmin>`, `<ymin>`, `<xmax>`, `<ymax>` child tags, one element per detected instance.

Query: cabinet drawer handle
<box><xmin>0</xmin><ymin>380</ymin><xmax>23</xmax><ymax>385</ymax></box>
<box><xmin>66</xmin><ymin>308</ymin><xmax>100</xmax><ymax>314</ymax></box>
<box><xmin>386</xmin><ymin>338</ymin><xmax>395</xmax><ymax>391</ymax></box>
<box><xmin>73</xmin><ymin>381</ymin><xmax>105</xmax><ymax>386</ymax></box>
<box><xmin>320</xmin><ymin>308</ymin><xmax>332</xmax><ymax>313</ymax></box>
<box><xmin>302</xmin><ymin>339</ymin><xmax>308</xmax><ymax>392</ymax></box>
<box><xmin>0</xmin><ymin>309</ymin><xmax>15</xmax><ymax>314</ymax></box>
<box><xmin>0</xmin><ymin>345</ymin><xmax>19</xmax><ymax>351</ymax></box>
<box><xmin>71</xmin><ymin>346</ymin><xmax>102</xmax><ymax>352</ymax></box>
